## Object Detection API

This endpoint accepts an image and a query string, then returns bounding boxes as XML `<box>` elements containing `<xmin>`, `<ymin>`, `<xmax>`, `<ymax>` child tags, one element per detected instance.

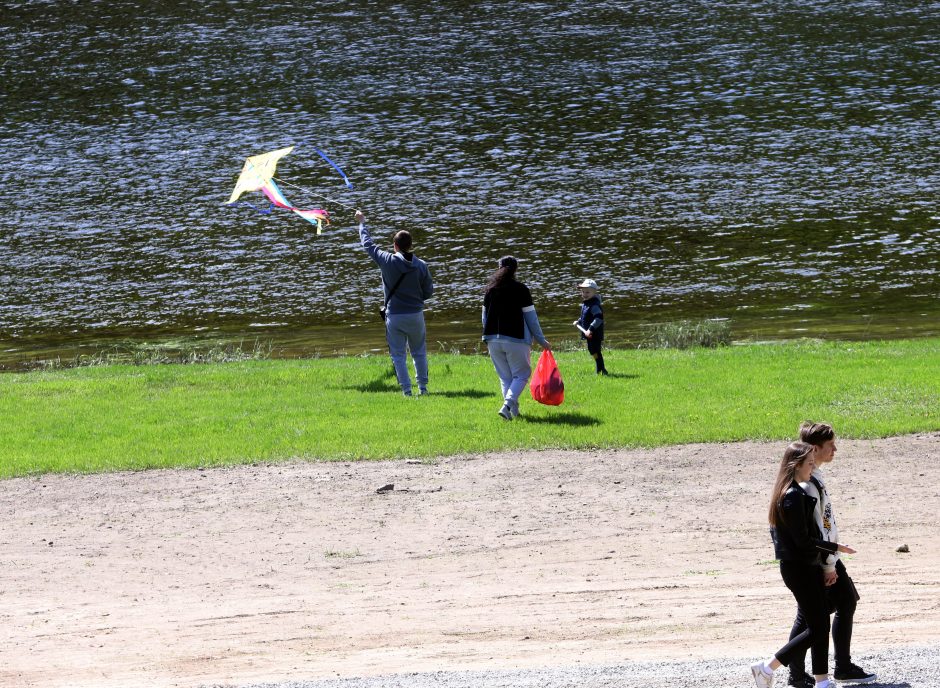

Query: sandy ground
<box><xmin>2</xmin><ymin>434</ymin><xmax>939</xmax><ymax>688</ymax></box>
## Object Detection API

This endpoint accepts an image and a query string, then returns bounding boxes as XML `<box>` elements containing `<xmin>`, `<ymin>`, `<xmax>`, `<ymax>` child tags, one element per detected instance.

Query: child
<box><xmin>574</xmin><ymin>279</ymin><xmax>608</xmax><ymax>375</ymax></box>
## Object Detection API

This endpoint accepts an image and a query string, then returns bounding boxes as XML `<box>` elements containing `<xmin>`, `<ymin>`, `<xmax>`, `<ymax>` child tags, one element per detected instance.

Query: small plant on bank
<box><xmin>435</xmin><ymin>340</ymin><xmax>487</xmax><ymax>356</ymax></box>
<box><xmin>551</xmin><ymin>338</ymin><xmax>588</xmax><ymax>353</ymax></box>
<box><xmin>34</xmin><ymin>340</ymin><xmax>274</xmax><ymax>369</ymax></box>
<box><xmin>639</xmin><ymin>319</ymin><xmax>731</xmax><ymax>349</ymax></box>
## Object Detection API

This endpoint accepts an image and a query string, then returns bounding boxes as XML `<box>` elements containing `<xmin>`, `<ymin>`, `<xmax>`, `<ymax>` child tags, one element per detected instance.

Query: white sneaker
<box><xmin>751</xmin><ymin>662</ymin><xmax>775</xmax><ymax>688</ymax></box>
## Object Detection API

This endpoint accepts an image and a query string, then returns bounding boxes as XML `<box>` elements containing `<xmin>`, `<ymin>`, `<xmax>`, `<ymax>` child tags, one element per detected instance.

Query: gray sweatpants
<box><xmin>486</xmin><ymin>338</ymin><xmax>532</xmax><ymax>415</ymax></box>
<box><xmin>385</xmin><ymin>311</ymin><xmax>428</xmax><ymax>394</ymax></box>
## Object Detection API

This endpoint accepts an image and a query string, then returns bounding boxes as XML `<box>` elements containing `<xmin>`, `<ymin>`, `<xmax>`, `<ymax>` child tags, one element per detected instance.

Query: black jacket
<box><xmin>578</xmin><ymin>295</ymin><xmax>604</xmax><ymax>339</ymax></box>
<box><xmin>483</xmin><ymin>279</ymin><xmax>534</xmax><ymax>340</ymax></box>
<box><xmin>770</xmin><ymin>482</ymin><xmax>839</xmax><ymax>565</ymax></box>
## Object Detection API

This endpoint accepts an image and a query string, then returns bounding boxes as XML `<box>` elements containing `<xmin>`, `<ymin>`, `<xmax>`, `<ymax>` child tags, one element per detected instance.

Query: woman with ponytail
<box><xmin>482</xmin><ymin>256</ymin><xmax>551</xmax><ymax>420</ymax></box>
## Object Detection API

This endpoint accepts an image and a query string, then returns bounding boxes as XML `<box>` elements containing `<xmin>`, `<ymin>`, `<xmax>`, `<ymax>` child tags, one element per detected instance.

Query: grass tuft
<box><xmin>34</xmin><ymin>340</ymin><xmax>274</xmax><ymax>370</ymax></box>
<box><xmin>639</xmin><ymin>319</ymin><xmax>732</xmax><ymax>349</ymax></box>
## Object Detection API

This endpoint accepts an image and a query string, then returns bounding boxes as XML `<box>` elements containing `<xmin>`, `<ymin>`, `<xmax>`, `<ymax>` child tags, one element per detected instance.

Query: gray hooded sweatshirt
<box><xmin>359</xmin><ymin>222</ymin><xmax>434</xmax><ymax>315</ymax></box>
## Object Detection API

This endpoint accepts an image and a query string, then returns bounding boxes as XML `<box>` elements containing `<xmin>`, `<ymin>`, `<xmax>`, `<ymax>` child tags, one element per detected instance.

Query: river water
<box><xmin>1</xmin><ymin>1</ymin><xmax>938</xmax><ymax>365</ymax></box>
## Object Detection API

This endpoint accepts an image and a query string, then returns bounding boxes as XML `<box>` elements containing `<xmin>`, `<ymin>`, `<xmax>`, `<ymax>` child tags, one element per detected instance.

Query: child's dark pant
<box><xmin>587</xmin><ymin>336</ymin><xmax>606</xmax><ymax>373</ymax></box>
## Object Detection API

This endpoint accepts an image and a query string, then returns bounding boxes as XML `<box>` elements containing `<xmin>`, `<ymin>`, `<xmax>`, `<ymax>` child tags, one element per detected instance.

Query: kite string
<box><xmin>272</xmin><ymin>177</ymin><xmax>359</xmax><ymax>212</ymax></box>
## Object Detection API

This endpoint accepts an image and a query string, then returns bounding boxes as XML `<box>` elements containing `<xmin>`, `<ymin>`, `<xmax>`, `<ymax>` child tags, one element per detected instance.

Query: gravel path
<box><xmin>217</xmin><ymin>646</ymin><xmax>939</xmax><ymax>688</ymax></box>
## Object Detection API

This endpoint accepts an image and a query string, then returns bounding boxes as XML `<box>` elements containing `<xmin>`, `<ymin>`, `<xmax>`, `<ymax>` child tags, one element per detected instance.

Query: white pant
<box><xmin>486</xmin><ymin>339</ymin><xmax>532</xmax><ymax>414</ymax></box>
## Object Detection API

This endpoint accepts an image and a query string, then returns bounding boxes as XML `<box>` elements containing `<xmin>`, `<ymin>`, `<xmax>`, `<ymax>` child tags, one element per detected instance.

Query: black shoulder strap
<box><xmin>383</xmin><ymin>272</ymin><xmax>408</xmax><ymax>307</ymax></box>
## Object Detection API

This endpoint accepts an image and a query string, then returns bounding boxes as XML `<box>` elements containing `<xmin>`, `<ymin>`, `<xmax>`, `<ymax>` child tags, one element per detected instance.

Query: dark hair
<box><xmin>799</xmin><ymin>421</ymin><xmax>834</xmax><ymax>447</ymax></box>
<box><xmin>768</xmin><ymin>441</ymin><xmax>815</xmax><ymax>526</ymax></box>
<box><xmin>485</xmin><ymin>255</ymin><xmax>518</xmax><ymax>292</ymax></box>
<box><xmin>393</xmin><ymin>230</ymin><xmax>413</xmax><ymax>252</ymax></box>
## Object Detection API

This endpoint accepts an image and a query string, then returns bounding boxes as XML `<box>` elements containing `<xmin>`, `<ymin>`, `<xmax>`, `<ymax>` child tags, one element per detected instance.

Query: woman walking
<box><xmin>482</xmin><ymin>256</ymin><xmax>551</xmax><ymax>420</ymax></box>
<box><xmin>751</xmin><ymin>442</ymin><xmax>857</xmax><ymax>688</ymax></box>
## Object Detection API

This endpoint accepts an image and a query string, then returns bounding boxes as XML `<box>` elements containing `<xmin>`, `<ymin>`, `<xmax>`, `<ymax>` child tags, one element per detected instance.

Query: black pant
<box><xmin>775</xmin><ymin>560</ymin><xmax>831</xmax><ymax>676</ymax></box>
<box><xmin>587</xmin><ymin>336</ymin><xmax>606</xmax><ymax>373</ymax></box>
<box><xmin>787</xmin><ymin>559</ymin><xmax>859</xmax><ymax>675</ymax></box>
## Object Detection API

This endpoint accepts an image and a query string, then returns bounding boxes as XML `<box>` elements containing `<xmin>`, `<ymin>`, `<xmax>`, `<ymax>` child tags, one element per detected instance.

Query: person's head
<box><xmin>498</xmin><ymin>255</ymin><xmax>518</xmax><ymax>275</ymax></box>
<box><xmin>768</xmin><ymin>441</ymin><xmax>816</xmax><ymax>526</ymax></box>
<box><xmin>799</xmin><ymin>420</ymin><xmax>836</xmax><ymax>464</ymax></box>
<box><xmin>486</xmin><ymin>255</ymin><xmax>518</xmax><ymax>291</ymax></box>
<box><xmin>578</xmin><ymin>278</ymin><xmax>598</xmax><ymax>300</ymax></box>
<box><xmin>393</xmin><ymin>230</ymin><xmax>413</xmax><ymax>253</ymax></box>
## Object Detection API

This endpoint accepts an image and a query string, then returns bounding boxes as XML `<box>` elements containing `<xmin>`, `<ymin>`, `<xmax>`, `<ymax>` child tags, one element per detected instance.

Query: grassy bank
<box><xmin>1</xmin><ymin>338</ymin><xmax>938</xmax><ymax>478</ymax></box>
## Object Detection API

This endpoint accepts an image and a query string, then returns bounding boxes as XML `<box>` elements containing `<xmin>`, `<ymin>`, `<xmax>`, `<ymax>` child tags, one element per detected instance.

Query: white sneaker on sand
<box><xmin>751</xmin><ymin>662</ymin><xmax>775</xmax><ymax>688</ymax></box>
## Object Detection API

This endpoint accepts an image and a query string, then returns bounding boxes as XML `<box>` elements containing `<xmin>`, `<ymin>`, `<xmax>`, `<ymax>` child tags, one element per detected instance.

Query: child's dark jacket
<box><xmin>578</xmin><ymin>295</ymin><xmax>604</xmax><ymax>340</ymax></box>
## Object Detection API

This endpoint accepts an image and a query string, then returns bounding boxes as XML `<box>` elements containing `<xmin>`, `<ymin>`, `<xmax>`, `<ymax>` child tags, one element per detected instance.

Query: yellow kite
<box><xmin>226</xmin><ymin>146</ymin><xmax>330</xmax><ymax>233</ymax></box>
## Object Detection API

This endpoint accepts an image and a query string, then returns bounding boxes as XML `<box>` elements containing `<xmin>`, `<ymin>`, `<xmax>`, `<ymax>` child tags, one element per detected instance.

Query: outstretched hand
<box><xmin>837</xmin><ymin>543</ymin><xmax>857</xmax><ymax>555</ymax></box>
<box><xmin>355</xmin><ymin>210</ymin><xmax>365</xmax><ymax>224</ymax></box>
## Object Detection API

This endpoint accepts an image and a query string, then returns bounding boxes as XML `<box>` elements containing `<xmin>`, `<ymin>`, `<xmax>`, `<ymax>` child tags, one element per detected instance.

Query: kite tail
<box><xmin>261</xmin><ymin>179</ymin><xmax>294</xmax><ymax>208</ymax></box>
<box><xmin>227</xmin><ymin>179</ymin><xmax>328</xmax><ymax>233</ymax></box>
<box><xmin>292</xmin><ymin>208</ymin><xmax>330</xmax><ymax>234</ymax></box>
<box><xmin>227</xmin><ymin>200</ymin><xmax>276</xmax><ymax>214</ymax></box>
<box><xmin>265</xmin><ymin>179</ymin><xmax>330</xmax><ymax>233</ymax></box>
<box><xmin>313</xmin><ymin>147</ymin><xmax>354</xmax><ymax>190</ymax></box>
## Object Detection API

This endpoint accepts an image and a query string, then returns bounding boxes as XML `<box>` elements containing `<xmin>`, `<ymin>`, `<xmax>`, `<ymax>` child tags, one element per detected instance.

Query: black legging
<box><xmin>775</xmin><ymin>560</ymin><xmax>831</xmax><ymax>676</ymax></box>
<box><xmin>787</xmin><ymin>559</ymin><xmax>859</xmax><ymax>673</ymax></box>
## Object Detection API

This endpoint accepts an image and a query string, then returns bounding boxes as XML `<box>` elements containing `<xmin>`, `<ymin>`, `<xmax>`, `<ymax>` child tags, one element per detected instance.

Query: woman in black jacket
<box><xmin>750</xmin><ymin>442</ymin><xmax>857</xmax><ymax>688</ymax></box>
<box><xmin>482</xmin><ymin>256</ymin><xmax>551</xmax><ymax>420</ymax></box>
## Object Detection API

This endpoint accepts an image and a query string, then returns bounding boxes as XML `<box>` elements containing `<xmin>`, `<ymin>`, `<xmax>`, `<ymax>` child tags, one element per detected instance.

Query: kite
<box><xmin>226</xmin><ymin>146</ymin><xmax>352</xmax><ymax>234</ymax></box>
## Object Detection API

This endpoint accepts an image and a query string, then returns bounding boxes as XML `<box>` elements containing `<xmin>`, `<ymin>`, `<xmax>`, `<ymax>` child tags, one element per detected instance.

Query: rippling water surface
<box><xmin>1</xmin><ymin>1</ymin><xmax>938</xmax><ymax>364</ymax></box>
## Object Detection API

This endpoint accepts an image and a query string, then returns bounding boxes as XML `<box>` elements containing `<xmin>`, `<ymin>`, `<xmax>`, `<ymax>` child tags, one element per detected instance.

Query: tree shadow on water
<box><xmin>521</xmin><ymin>412</ymin><xmax>600</xmax><ymax>426</ymax></box>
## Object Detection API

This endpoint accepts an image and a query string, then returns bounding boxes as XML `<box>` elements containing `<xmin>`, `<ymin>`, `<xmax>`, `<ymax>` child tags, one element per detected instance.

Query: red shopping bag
<box><xmin>530</xmin><ymin>350</ymin><xmax>564</xmax><ymax>406</ymax></box>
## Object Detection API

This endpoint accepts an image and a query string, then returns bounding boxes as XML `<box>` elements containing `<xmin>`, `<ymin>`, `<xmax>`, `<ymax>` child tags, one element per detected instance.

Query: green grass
<box><xmin>1</xmin><ymin>338</ymin><xmax>939</xmax><ymax>478</ymax></box>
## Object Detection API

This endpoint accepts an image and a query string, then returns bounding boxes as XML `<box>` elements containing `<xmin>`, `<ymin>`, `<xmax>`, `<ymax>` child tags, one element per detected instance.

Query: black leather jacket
<box><xmin>770</xmin><ymin>482</ymin><xmax>839</xmax><ymax>564</ymax></box>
